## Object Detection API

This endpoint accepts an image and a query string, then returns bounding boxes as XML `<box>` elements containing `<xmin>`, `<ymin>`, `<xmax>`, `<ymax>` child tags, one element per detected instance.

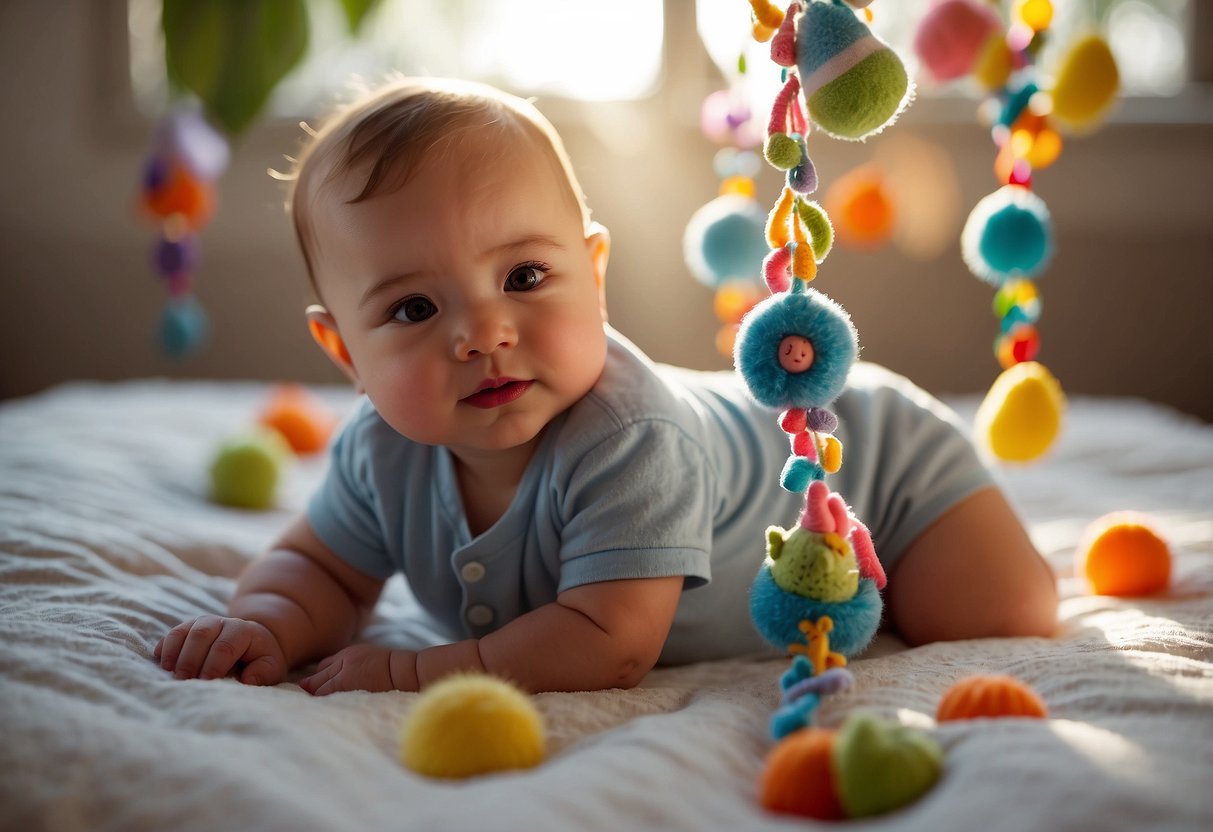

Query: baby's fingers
<box><xmin>239</xmin><ymin>654</ymin><xmax>283</xmax><ymax>687</ymax></box>
<box><xmin>300</xmin><ymin>657</ymin><xmax>342</xmax><ymax>696</ymax></box>
<box><xmin>156</xmin><ymin>620</ymin><xmax>195</xmax><ymax>672</ymax></box>
<box><xmin>197</xmin><ymin>622</ymin><xmax>253</xmax><ymax>681</ymax></box>
<box><xmin>172</xmin><ymin>616</ymin><xmax>225</xmax><ymax>679</ymax></box>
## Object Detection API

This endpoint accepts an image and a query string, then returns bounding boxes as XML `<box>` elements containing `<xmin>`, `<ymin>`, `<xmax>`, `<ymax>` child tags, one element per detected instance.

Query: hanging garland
<box><xmin>914</xmin><ymin>0</ymin><xmax>1119</xmax><ymax>463</ymax></box>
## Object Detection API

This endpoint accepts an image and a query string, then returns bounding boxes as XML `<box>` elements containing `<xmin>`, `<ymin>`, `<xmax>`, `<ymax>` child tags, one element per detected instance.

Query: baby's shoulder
<box><xmin>835</xmin><ymin>361</ymin><xmax>969</xmax><ymax>441</ymax></box>
<box><xmin>556</xmin><ymin>330</ymin><xmax>706</xmax><ymax>458</ymax></box>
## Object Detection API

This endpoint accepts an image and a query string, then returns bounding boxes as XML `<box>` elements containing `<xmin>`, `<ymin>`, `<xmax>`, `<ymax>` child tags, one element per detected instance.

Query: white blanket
<box><xmin>2</xmin><ymin>381</ymin><xmax>1210</xmax><ymax>831</ymax></box>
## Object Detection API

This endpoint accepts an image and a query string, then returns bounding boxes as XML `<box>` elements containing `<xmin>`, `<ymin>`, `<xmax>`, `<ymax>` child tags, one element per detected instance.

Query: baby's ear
<box><xmin>585</xmin><ymin>222</ymin><xmax>610</xmax><ymax>321</ymax></box>
<box><xmin>305</xmin><ymin>305</ymin><xmax>360</xmax><ymax>388</ymax></box>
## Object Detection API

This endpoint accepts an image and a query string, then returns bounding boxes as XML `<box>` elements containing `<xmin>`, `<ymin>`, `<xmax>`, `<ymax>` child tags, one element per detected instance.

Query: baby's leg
<box><xmin>884</xmin><ymin>487</ymin><xmax>1057</xmax><ymax>645</ymax></box>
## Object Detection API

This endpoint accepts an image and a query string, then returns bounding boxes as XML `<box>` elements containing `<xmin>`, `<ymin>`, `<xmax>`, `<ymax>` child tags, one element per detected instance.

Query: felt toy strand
<box><xmin>767</xmin><ymin>75</ymin><xmax>801</xmax><ymax>137</ymax></box>
<box><xmin>766</xmin><ymin>186</ymin><xmax>796</xmax><ymax>249</ymax></box>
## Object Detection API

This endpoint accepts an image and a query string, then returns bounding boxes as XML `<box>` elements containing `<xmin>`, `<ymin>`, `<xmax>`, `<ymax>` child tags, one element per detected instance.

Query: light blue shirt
<box><xmin>308</xmin><ymin>328</ymin><xmax>993</xmax><ymax>664</ymax></box>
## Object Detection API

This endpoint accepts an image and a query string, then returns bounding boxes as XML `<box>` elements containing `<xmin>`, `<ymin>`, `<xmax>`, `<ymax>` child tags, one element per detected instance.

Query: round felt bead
<box><xmin>734</xmin><ymin>289</ymin><xmax>858</xmax><ymax>410</ymax></box>
<box><xmin>158</xmin><ymin>296</ymin><xmax>208</xmax><ymax>358</ymax></box>
<box><xmin>153</xmin><ymin>234</ymin><xmax>198</xmax><ymax>277</ymax></box>
<box><xmin>683</xmin><ymin>195</ymin><xmax>770</xmax><ymax>287</ymax></box>
<box><xmin>913</xmin><ymin>0</ymin><xmax>1003</xmax><ymax>82</ymax></box>
<box><xmin>962</xmin><ymin>186</ymin><xmax>1052</xmax><ymax>285</ymax></box>
<box><xmin>765</xmin><ymin>132</ymin><xmax>803</xmax><ymax>171</ymax></box>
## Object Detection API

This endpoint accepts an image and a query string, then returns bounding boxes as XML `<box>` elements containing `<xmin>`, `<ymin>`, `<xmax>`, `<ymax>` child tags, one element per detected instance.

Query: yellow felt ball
<box><xmin>974</xmin><ymin>361</ymin><xmax>1065</xmax><ymax>463</ymax></box>
<box><xmin>1077</xmin><ymin>512</ymin><xmax>1172</xmax><ymax>597</ymax></box>
<box><xmin>1051</xmin><ymin>35</ymin><xmax>1119</xmax><ymax>132</ymax></box>
<box><xmin>973</xmin><ymin>34</ymin><xmax>1013</xmax><ymax>91</ymax></box>
<box><xmin>400</xmin><ymin>674</ymin><xmax>545</xmax><ymax>779</ymax></box>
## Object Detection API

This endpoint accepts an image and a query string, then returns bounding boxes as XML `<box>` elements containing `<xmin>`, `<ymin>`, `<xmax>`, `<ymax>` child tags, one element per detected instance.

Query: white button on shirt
<box><xmin>460</xmin><ymin>562</ymin><xmax>486</xmax><ymax>583</ymax></box>
<box><xmin>466</xmin><ymin>604</ymin><xmax>494</xmax><ymax>627</ymax></box>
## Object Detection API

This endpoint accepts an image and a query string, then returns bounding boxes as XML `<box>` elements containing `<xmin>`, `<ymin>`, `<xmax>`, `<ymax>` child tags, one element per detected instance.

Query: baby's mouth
<box><xmin>460</xmin><ymin>378</ymin><xmax>533</xmax><ymax>409</ymax></box>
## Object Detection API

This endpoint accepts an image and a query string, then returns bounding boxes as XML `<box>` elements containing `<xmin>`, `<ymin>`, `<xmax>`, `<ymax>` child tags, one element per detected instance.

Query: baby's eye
<box><xmin>504</xmin><ymin>264</ymin><xmax>547</xmax><ymax>292</ymax></box>
<box><xmin>392</xmin><ymin>295</ymin><xmax>437</xmax><ymax>323</ymax></box>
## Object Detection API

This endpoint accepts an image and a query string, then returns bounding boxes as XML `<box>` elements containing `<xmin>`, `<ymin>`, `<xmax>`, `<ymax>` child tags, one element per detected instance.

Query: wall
<box><xmin>1</xmin><ymin>1</ymin><xmax>1210</xmax><ymax>421</ymax></box>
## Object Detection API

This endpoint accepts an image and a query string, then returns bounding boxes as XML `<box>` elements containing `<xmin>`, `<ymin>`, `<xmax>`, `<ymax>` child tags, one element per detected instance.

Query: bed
<box><xmin>2</xmin><ymin>380</ymin><xmax>1210</xmax><ymax>831</ymax></box>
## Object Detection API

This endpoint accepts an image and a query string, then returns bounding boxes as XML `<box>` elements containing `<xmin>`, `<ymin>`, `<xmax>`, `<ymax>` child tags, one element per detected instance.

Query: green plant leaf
<box><xmin>340</xmin><ymin>0</ymin><xmax>382</xmax><ymax>34</ymax></box>
<box><xmin>163</xmin><ymin>0</ymin><xmax>309</xmax><ymax>135</ymax></box>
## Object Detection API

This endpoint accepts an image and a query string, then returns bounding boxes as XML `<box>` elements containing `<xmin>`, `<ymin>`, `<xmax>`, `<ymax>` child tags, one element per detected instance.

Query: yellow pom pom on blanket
<box><xmin>400</xmin><ymin>674</ymin><xmax>545</xmax><ymax>779</ymax></box>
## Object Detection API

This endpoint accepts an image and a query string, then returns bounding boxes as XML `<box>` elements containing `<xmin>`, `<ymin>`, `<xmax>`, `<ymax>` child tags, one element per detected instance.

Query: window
<box><xmin>695</xmin><ymin>0</ymin><xmax>1200</xmax><ymax>113</ymax></box>
<box><xmin>127</xmin><ymin>0</ymin><xmax>665</xmax><ymax>118</ymax></box>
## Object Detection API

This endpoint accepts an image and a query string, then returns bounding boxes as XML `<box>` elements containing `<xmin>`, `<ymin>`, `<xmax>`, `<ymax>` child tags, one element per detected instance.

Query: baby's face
<box><xmin>310</xmin><ymin>130</ymin><xmax>608</xmax><ymax>459</ymax></box>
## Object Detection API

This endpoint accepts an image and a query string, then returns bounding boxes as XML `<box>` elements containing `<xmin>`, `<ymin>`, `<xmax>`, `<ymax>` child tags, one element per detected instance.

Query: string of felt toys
<box><xmin>913</xmin><ymin>0</ymin><xmax>1119</xmax><ymax>463</ymax></box>
<box><xmin>685</xmin><ymin>0</ymin><xmax>918</xmax><ymax>736</ymax></box>
<box><xmin>722</xmin><ymin>1</ymin><xmax>958</xmax><ymax>819</ymax></box>
<box><xmin>137</xmin><ymin>107</ymin><xmax>230</xmax><ymax>358</ymax></box>
<box><xmin>734</xmin><ymin>0</ymin><xmax>903</xmax><ymax>734</ymax></box>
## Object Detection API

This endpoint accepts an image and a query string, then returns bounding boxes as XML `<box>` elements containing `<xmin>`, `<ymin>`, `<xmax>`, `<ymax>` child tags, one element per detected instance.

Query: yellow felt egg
<box><xmin>974</xmin><ymin>361</ymin><xmax>1065</xmax><ymax>463</ymax></box>
<box><xmin>973</xmin><ymin>34</ymin><xmax>1013</xmax><ymax>91</ymax></box>
<box><xmin>400</xmin><ymin>674</ymin><xmax>545</xmax><ymax>779</ymax></box>
<box><xmin>1051</xmin><ymin>35</ymin><xmax>1119</xmax><ymax>132</ymax></box>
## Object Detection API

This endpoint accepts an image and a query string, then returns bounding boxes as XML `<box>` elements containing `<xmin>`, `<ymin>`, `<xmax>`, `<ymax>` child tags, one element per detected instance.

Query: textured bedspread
<box><xmin>1</xmin><ymin>381</ymin><xmax>1210</xmax><ymax>831</ymax></box>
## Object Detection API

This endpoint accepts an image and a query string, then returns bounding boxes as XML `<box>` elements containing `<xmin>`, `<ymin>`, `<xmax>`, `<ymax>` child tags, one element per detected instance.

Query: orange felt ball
<box><xmin>825</xmin><ymin>166</ymin><xmax>894</xmax><ymax>248</ymax></box>
<box><xmin>759</xmin><ymin>728</ymin><xmax>846</xmax><ymax>820</ymax></box>
<box><xmin>140</xmin><ymin>163</ymin><xmax>215</xmax><ymax>229</ymax></box>
<box><xmin>937</xmin><ymin>674</ymin><xmax>1048</xmax><ymax>722</ymax></box>
<box><xmin>258</xmin><ymin>386</ymin><xmax>336</xmax><ymax>455</ymax></box>
<box><xmin>1078</xmin><ymin>513</ymin><xmax>1172</xmax><ymax>597</ymax></box>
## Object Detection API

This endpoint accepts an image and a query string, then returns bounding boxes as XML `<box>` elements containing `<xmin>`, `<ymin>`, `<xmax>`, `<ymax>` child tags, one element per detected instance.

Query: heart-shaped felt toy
<box><xmin>833</xmin><ymin>712</ymin><xmax>943</xmax><ymax>818</ymax></box>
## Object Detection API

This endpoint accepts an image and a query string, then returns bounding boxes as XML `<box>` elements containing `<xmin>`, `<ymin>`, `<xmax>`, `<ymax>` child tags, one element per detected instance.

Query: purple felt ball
<box><xmin>153</xmin><ymin>235</ymin><xmax>199</xmax><ymax>277</ymax></box>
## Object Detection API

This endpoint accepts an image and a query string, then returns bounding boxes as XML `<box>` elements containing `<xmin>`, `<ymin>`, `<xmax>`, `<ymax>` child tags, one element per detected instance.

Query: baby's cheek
<box><xmin>367</xmin><ymin>364</ymin><xmax>448</xmax><ymax>442</ymax></box>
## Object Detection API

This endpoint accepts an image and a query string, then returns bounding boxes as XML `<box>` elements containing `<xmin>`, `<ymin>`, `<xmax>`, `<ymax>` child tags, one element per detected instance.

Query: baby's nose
<box><xmin>454</xmin><ymin>304</ymin><xmax>517</xmax><ymax>359</ymax></box>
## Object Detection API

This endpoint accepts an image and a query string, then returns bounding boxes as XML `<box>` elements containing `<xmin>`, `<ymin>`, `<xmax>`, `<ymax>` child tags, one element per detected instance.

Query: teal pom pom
<box><xmin>159</xmin><ymin>297</ymin><xmax>208</xmax><ymax>358</ymax></box>
<box><xmin>683</xmin><ymin>195</ymin><xmax>770</xmax><ymax>288</ymax></box>
<box><xmin>961</xmin><ymin>186</ymin><xmax>1053</xmax><ymax>285</ymax></box>
<box><xmin>734</xmin><ymin>289</ymin><xmax>858</xmax><ymax>410</ymax></box>
<box><xmin>750</xmin><ymin>569</ymin><xmax>883</xmax><ymax>655</ymax></box>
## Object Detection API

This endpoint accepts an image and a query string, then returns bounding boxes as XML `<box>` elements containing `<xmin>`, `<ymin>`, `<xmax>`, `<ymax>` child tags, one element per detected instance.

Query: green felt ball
<box><xmin>764</xmin><ymin>132</ymin><xmax>802</xmax><ymax>171</ymax></box>
<box><xmin>796</xmin><ymin>200</ymin><xmax>834</xmax><ymax>262</ymax></box>
<box><xmin>833</xmin><ymin>713</ymin><xmax>943</xmax><ymax>818</ymax></box>
<box><xmin>209</xmin><ymin>429</ymin><xmax>292</xmax><ymax>509</ymax></box>
<box><xmin>808</xmin><ymin>50</ymin><xmax>911</xmax><ymax>141</ymax></box>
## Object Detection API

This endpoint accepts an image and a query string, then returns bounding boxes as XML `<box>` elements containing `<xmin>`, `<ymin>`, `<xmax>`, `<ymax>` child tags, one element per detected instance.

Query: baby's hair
<box><xmin>278</xmin><ymin>76</ymin><xmax>593</xmax><ymax>297</ymax></box>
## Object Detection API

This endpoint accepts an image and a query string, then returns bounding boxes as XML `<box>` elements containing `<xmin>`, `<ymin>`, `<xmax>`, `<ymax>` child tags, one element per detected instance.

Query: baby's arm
<box><xmin>156</xmin><ymin>515</ymin><xmax>385</xmax><ymax>684</ymax></box>
<box><xmin>884</xmin><ymin>486</ymin><xmax>1058</xmax><ymax>645</ymax></box>
<box><xmin>301</xmin><ymin>575</ymin><xmax>684</xmax><ymax>695</ymax></box>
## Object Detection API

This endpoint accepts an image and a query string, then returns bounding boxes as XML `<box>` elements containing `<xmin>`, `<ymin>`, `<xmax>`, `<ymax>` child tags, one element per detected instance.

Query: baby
<box><xmin>155</xmin><ymin>78</ymin><xmax>1057</xmax><ymax>694</ymax></box>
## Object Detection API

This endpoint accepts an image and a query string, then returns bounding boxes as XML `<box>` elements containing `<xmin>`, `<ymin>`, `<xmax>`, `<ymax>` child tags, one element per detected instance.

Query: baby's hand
<box><xmin>155</xmin><ymin>615</ymin><xmax>287</xmax><ymax>686</ymax></box>
<box><xmin>300</xmin><ymin>645</ymin><xmax>417</xmax><ymax>696</ymax></box>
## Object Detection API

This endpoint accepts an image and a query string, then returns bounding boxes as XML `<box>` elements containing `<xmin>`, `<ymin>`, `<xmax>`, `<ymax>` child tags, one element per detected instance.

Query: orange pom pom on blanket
<box><xmin>759</xmin><ymin>728</ymin><xmax>845</xmax><ymax>820</ymax></box>
<box><xmin>937</xmin><ymin>674</ymin><xmax>1048</xmax><ymax>722</ymax></box>
<box><xmin>258</xmin><ymin>384</ymin><xmax>336</xmax><ymax>455</ymax></box>
<box><xmin>1077</xmin><ymin>512</ymin><xmax>1172</xmax><ymax>597</ymax></box>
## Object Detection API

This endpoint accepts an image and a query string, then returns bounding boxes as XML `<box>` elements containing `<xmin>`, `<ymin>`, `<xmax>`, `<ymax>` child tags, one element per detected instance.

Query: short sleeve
<box><xmin>556</xmin><ymin>420</ymin><xmax>715</xmax><ymax>593</ymax></box>
<box><xmin>837</xmin><ymin>368</ymin><xmax>996</xmax><ymax>573</ymax></box>
<box><xmin>306</xmin><ymin>407</ymin><xmax>396</xmax><ymax>580</ymax></box>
